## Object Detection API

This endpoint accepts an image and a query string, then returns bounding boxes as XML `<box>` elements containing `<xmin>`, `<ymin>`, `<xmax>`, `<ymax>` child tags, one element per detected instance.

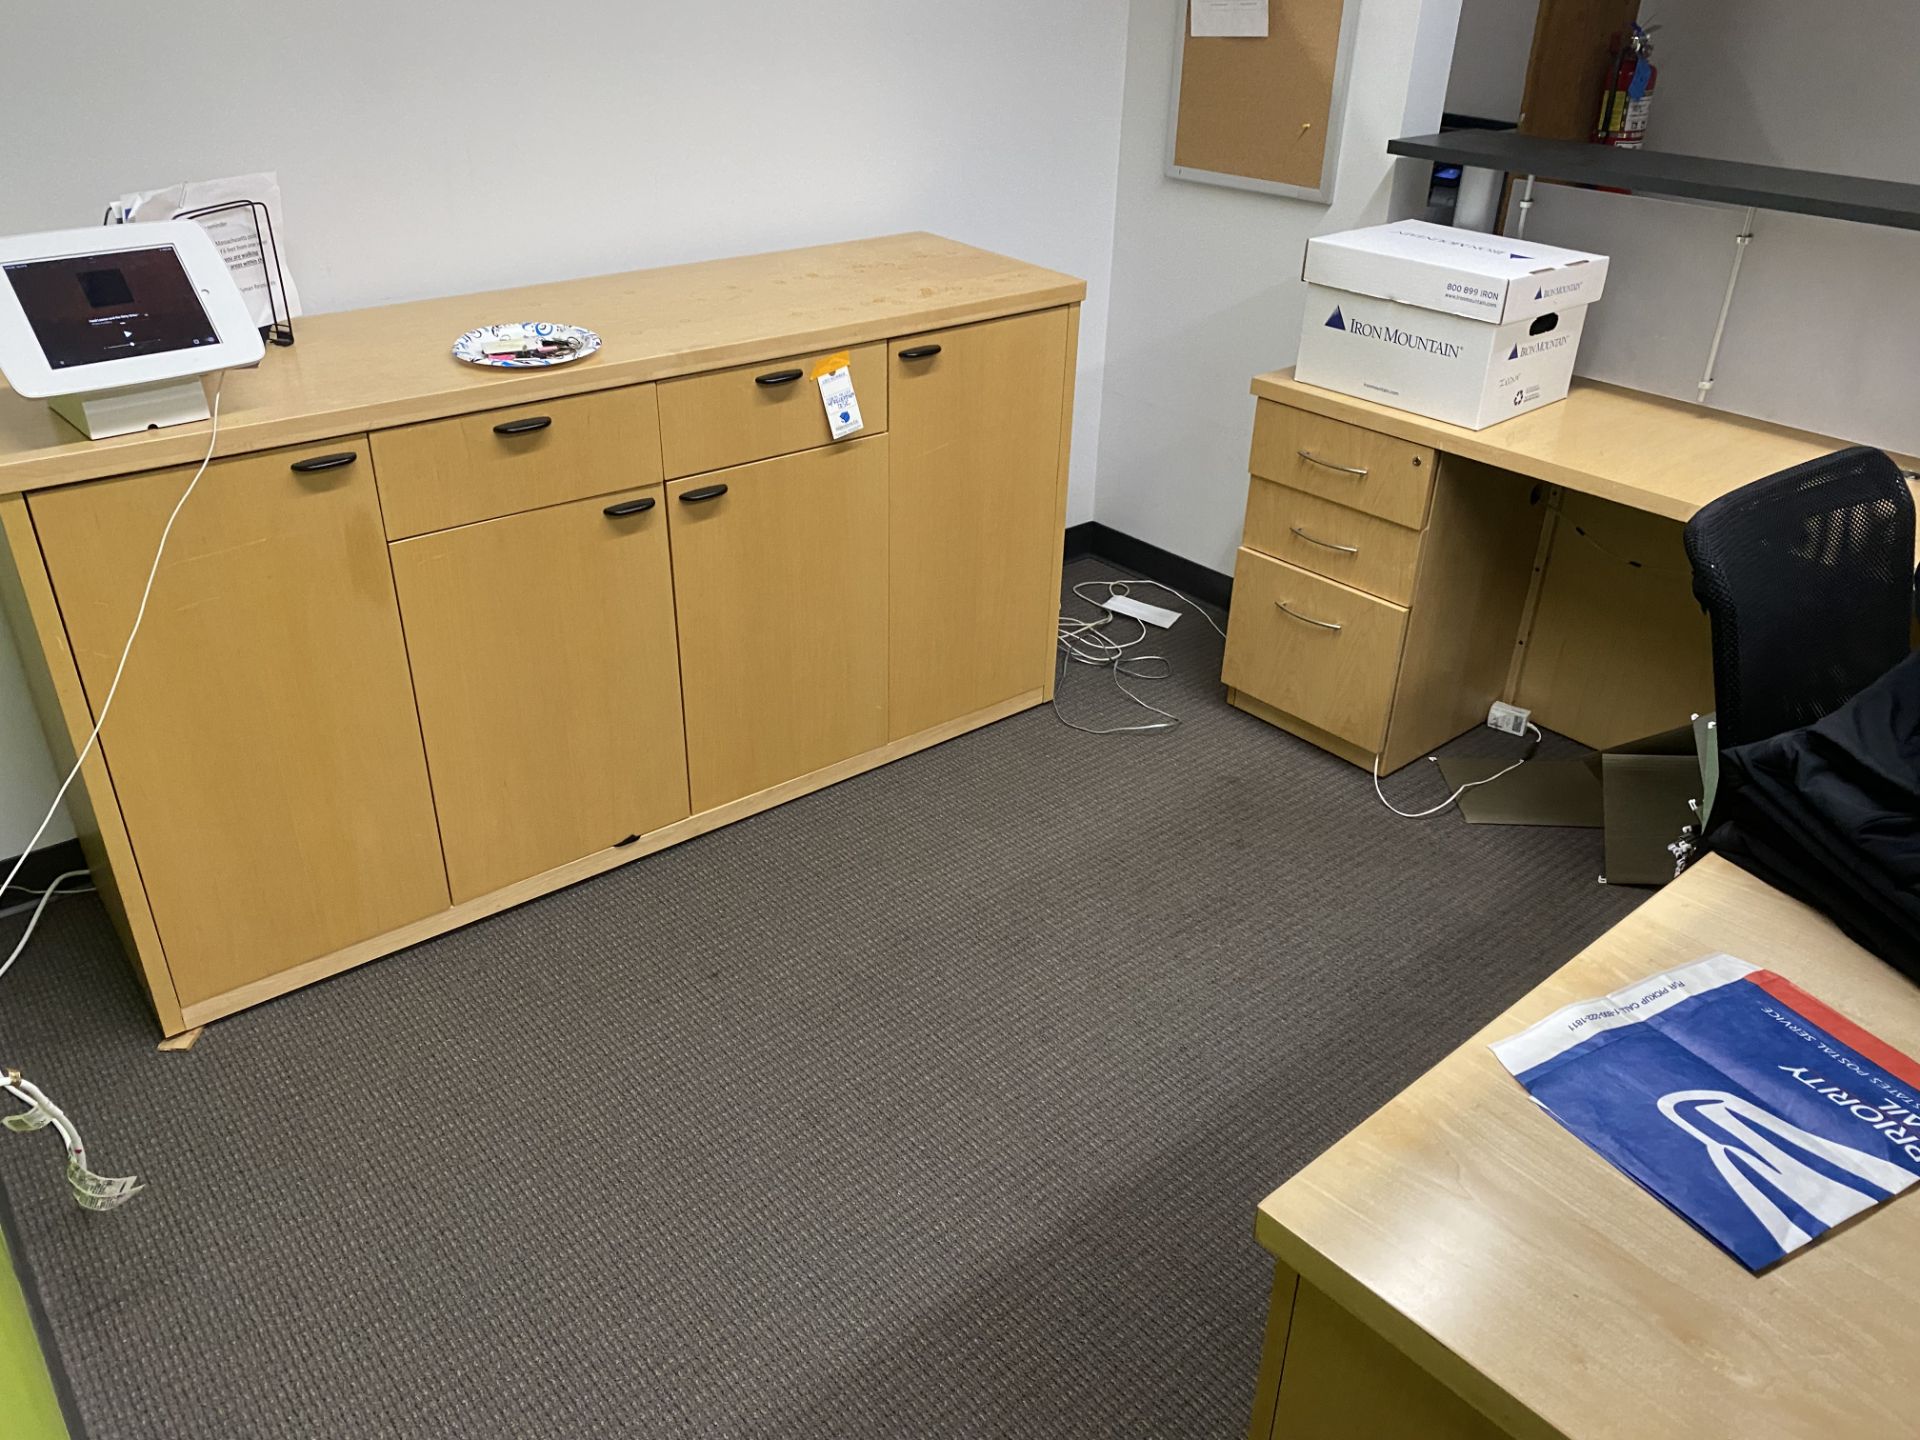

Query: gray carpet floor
<box><xmin>0</xmin><ymin>557</ymin><xmax>1640</xmax><ymax>1439</ymax></box>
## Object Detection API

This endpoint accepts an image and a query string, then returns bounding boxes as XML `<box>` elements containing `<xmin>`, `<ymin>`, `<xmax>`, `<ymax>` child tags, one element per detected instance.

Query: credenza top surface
<box><xmin>0</xmin><ymin>232</ymin><xmax>1085</xmax><ymax>494</ymax></box>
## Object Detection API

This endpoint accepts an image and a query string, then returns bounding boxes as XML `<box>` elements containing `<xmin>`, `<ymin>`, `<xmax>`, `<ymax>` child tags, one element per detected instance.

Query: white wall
<box><xmin>0</xmin><ymin>633</ymin><xmax>73</xmax><ymax>854</ymax></box>
<box><xmin>1518</xmin><ymin>0</ymin><xmax>1920</xmax><ymax>454</ymax></box>
<box><xmin>0</xmin><ymin>1</ymin><xmax>1132</xmax><ymax>857</ymax></box>
<box><xmin>1094</xmin><ymin>0</ymin><xmax>1463</xmax><ymax>574</ymax></box>
<box><xmin>1444</xmin><ymin>0</ymin><xmax>1538</xmax><ymax>123</ymax></box>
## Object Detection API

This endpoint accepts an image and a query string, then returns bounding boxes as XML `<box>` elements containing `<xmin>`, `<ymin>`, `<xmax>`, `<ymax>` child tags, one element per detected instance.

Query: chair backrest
<box><xmin>1684</xmin><ymin>446</ymin><xmax>1916</xmax><ymax>750</ymax></box>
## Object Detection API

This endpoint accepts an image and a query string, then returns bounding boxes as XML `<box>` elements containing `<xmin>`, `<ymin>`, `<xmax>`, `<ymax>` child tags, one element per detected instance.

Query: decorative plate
<box><xmin>451</xmin><ymin>322</ymin><xmax>601</xmax><ymax>368</ymax></box>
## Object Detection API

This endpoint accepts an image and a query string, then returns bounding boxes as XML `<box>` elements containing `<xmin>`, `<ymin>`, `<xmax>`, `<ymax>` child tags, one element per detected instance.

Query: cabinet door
<box><xmin>28</xmin><ymin>440</ymin><xmax>450</xmax><ymax>1008</ymax></box>
<box><xmin>887</xmin><ymin>308</ymin><xmax>1070</xmax><ymax>738</ymax></box>
<box><xmin>667</xmin><ymin>438</ymin><xmax>888</xmax><ymax>811</ymax></box>
<box><xmin>388</xmin><ymin>488</ymin><xmax>691</xmax><ymax>902</ymax></box>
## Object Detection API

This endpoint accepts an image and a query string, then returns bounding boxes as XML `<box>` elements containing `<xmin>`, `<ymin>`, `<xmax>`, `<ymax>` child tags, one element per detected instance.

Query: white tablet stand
<box><xmin>49</xmin><ymin>377</ymin><xmax>213</xmax><ymax>440</ymax></box>
<box><xmin>0</xmin><ymin>220</ymin><xmax>265</xmax><ymax>442</ymax></box>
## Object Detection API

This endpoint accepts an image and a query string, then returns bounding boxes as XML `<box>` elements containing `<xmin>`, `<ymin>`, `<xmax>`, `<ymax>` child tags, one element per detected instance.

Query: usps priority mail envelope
<box><xmin>1493</xmin><ymin>954</ymin><xmax>1920</xmax><ymax>1271</ymax></box>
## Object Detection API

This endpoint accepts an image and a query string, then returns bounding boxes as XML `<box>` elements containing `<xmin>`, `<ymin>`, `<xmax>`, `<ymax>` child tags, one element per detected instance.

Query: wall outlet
<box><xmin>1487</xmin><ymin>701</ymin><xmax>1532</xmax><ymax>737</ymax></box>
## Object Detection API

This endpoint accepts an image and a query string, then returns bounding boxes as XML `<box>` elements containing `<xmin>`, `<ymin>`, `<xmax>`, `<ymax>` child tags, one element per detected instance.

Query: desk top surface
<box><xmin>1253</xmin><ymin>369</ymin><xmax>1878</xmax><ymax>523</ymax></box>
<box><xmin>0</xmin><ymin>232</ymin><xmax>1085</xmax><ymax>495</ymax></box>
<box><xmin>1256</xmin><ymin>855</ymin><xmax>1920</xmax><ymax>1440</ymax></box>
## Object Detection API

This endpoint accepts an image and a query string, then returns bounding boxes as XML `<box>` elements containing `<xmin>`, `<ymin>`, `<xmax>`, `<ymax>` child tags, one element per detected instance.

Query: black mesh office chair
<box><xmin>1683</xmin><ymin>446</ymin><xmax>1916</xmax><ymax>750</ymax></box>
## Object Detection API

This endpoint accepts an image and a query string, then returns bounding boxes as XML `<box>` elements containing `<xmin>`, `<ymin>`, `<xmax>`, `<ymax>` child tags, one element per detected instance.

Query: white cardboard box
<box><xmin>1294</xmin><ymin>220</ymin><xmax>1608</xmax><ymax>430</ymax></box>
<box><xmin>1296</xmin><ymin>283</ymin><xmax>1590</xmax><ymax>430</ymax></box>
<box><xmin>1304</xmin><ymin>219</ymin><xmax>1608</xmax><ymax>324</ymax></box>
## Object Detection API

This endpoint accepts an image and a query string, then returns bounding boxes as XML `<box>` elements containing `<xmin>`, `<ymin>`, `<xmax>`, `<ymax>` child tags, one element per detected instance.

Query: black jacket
<box><xmin>1707</xmin><ymin>648</ymin><xmax>1920</xmax><ymax>975</ymax></box>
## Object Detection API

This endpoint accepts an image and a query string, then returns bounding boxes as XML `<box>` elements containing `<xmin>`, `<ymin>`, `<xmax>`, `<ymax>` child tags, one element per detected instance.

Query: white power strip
<box><xmin>1488</xmin><ymin>701</ymin><xmax>1533</xmax><ymax>737</ymax></box>
<box><xmin>1100</xmin><ymin>592</ymin><xmax>1182</xmax><ymax>629</ymax></box>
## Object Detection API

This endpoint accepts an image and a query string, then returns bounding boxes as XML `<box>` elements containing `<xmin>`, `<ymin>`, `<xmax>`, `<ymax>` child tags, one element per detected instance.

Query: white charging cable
<box><xmin>0</xmin><ymin>871</ymin><xmax>95</xmax><ymax>920</ymax></box>
<box><xmin>1372</xmin><ymin>722</ymin><xmax>1543</xmax><ymax>819</ymax></box>
<box><xmin>0</xmin><ymin>870</ymin><xmax>93</xmax><ymax>982</ymax></box>
<box><xmin>1</xmin><ymin>1071</ymin><xmax>142</xmax><ymax>1211</ymax></box>
<box><xmin>0</xmin><ymin>376</ymin><xmax>223</xmax><ymax>1209</ymax></box>
<box><xmin>1054</xmin><ymin>578</ymin><xmax>1228</xmax><ymax>736</ymax></box>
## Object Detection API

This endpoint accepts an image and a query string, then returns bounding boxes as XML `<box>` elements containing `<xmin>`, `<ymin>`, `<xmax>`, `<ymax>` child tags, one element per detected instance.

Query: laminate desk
<box><xmin>1223</xmin><ymin>371</ymin><xmax>1914</xmax><ymax>772</ymax></box>
<box><xmin>1246</xmin><ymin>854</ymin><xmax>1920</xmax><ymax>1440</ymax></box>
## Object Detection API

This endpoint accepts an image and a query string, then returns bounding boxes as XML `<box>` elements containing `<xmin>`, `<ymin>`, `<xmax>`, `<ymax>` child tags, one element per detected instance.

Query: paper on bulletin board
<box><xmin>107</xmin><ymin>171</ymin><xmax>302</xmax><ymax>328</ymax></box>
<box><xmin>1192</xmin><ymin>0</ymin><xmax>1268</xmax><ymax>37</ymax></box>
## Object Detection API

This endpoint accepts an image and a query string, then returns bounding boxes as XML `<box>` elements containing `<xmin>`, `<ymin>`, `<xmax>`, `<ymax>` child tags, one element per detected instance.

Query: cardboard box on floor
<box><xmin>1436</xmin><ymin>724</ymin><xmax>1705</xmax><ymax>886</ymax></box>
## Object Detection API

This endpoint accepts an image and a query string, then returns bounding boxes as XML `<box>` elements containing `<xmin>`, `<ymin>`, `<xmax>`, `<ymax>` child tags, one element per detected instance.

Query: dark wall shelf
<box><xmin>1388</xmin><ymin>130</ymin><xmax>1920</xmax><ymax>233</ymax></box>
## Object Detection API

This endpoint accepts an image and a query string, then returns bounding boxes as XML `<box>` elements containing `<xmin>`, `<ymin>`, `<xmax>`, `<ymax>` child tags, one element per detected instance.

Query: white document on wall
<box><xmin>107</xmin><ymin>172</ymin><xmax>302</xmax><ymax>328</ymax></box>
<box><xmin>1191</xmin><ymin>0</ymin><xmax>1268</xmax><ymax>37</ymax></box>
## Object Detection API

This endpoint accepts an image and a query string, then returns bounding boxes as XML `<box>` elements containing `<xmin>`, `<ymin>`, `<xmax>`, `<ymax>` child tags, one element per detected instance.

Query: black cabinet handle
<box><xmin>898</xmin><ymin>345</ymin><xmax>943</xmax><ymax>361</ymax></box>
<box><xmin>289</xmin><ymin>452</ymin><xmax>357</xmax><ymax>473</ymax></box>
<box><xmin>493</xmin><ymin>416</ymin><xmax>553</xmax><ymax>436</ymax></box>
<box><xmin>603</xmin><ymin>496</ymin><xmax>657</xmax><ymax>517</ymax></box>
<box><xmin>679</xmin><ymin>484</ymin><xmax>729</xmax><ymax>504</ymax></box>
<box><xmin>754</xmin><ymin>368</ymin><xmax>804</xmax><ymax>387</ymax></box>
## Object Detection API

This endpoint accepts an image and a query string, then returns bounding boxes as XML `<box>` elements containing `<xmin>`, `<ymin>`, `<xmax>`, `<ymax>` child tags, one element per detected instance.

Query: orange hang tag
<box><xmin>813</xmin><ymin>353</ymin><xmax>863</xmax><ymax>441</ymax></box>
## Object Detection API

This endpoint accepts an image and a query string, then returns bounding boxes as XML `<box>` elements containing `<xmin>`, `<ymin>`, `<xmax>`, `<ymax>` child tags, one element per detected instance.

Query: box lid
<box><xmin>1303</xmin><ymin>219</ymin><xmax>1609</xmax><ymax>325</ymax></box>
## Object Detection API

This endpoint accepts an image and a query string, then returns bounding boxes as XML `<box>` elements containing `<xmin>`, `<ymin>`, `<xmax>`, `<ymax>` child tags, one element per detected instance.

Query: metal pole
<box><xmin>1514</xmin><ymin>174</ymin><xmax>1537</xmax><ymax>238</ymax></box>
<box><xmin>1698</xmin><ymin>207</ymin><xmax>1757</xmax><ymax>405</ymax></box>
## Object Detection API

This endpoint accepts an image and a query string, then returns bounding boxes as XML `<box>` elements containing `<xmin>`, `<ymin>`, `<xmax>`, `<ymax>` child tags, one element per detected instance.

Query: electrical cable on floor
<box><xmin>0</xmin><ymin>1071</ymin><xmax>142</xmax><ymax>1211</ymax></box>
<box><xmin>1053</xmin><ymin>578</ymin><xmax>1227</xmax><ymax>735</ymax></box>
<box><xmin>1372</xmin><ymin>722</ymin><xmax>1543</xmax><ymax>819</ymax></box>
<box><xmin>0</xmin><ymin>377</ymin><xmax>223</xmax><ymax>1210</ymax></box>
<box><xmin>0</xmin><ymin>874</ymin><xmax>97</xmax><ymax>921</ymax></box>
<box><xmin>0</xmin><ymin>870</ymin><xmax>93</xmax><ymax>973</ymax></box>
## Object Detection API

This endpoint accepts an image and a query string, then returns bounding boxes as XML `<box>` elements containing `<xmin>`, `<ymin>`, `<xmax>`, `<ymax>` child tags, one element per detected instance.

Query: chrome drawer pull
<box><xmin>1289</xmin><ymin>526</ymin><xmax>1359</xmax><ymax>555</ymax></box>
<box><xmin>1296</xmin><ymin>449</ymin><xmax>1369</xmax><ymax>478</ymax></box>
<box><xmin>1276</xmin><ymin>601</ymin><xmax>1342</xmax><ymax>632</ymax></box>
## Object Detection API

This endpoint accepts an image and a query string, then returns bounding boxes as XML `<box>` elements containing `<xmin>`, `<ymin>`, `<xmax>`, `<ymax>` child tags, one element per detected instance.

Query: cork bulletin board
<box><xmin>1165</xmin><ymin>0</ymin><xmax>1360</xmax><ymax>201</ymax></box>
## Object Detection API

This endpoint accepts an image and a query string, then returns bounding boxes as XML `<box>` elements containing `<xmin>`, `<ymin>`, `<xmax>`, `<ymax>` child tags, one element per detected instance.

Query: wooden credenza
<box><xmin>0</xmin><ymin>234</ymin><xmax>1084</xmax><ymax>1035</ymax></box>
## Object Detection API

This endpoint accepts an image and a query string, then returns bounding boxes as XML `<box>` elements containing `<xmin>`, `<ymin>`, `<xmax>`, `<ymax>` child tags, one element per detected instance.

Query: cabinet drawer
<box><xmin>1242</xmin><ymin>478</ymin><xmax>1424</xmax><ymax>605</ymax></box>
<box><xmin>1250</xmin><ymin>400</ymin><xmax>1435</xmax><ymax>530</ymax></box>
<box><xmin>658</xmin><ymin>343</ymin><xmax>887</xmax><ymax>479</ymax></box>
<box><xmin>370</xmin><ymin>387</ymin><xmax>662</xmax><ymax>538</ymax></box>
<box><xmin>1221</xmin><ymin>548</ymin><xmax>1408</xmax><ymax>752</ymax></box>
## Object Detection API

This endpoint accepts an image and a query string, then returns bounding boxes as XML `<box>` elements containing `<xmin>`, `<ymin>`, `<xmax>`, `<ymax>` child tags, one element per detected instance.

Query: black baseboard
<box><xmin>0</xmin><ymin>837</ymin><xmax>87</xmax><ymax>901</ymax></box>
<box><xmin>1064</xmin><ymin>522</ymin><xmax>1233</xmax><ymax>612</ymax></box>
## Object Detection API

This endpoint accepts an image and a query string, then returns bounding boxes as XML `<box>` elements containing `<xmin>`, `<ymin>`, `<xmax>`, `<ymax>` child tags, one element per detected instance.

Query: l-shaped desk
<box><xmin>1232</xmin><ymin>374</ymin><xmax>1920</xmax><ymax>1438</ymax></box>
<box><xmin>1223</xmin><ymin>369</ymin><xmax>1916</xmax><ymax>772</ymax></box>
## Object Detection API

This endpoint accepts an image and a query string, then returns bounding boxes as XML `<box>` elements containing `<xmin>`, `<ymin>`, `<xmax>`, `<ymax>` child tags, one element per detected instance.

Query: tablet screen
<box><xmin>4</xmin><ymin>246</ymin><xmax>221</xmax><ymax>371</ymax></box>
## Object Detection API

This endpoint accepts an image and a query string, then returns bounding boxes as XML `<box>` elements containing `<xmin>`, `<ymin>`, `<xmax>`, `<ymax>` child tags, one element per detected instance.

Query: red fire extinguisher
<box><xmin>1595</xmin><ymin>24</ymin><xmax>1657</xmax><ymax>148</ymax></box>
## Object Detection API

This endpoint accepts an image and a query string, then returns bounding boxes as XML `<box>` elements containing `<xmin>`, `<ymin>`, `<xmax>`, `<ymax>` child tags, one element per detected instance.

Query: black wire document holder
<box><xmin>102</xmin><ymin>197</ymin><xmax>296</xmax><ymax>347</ymax></box>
